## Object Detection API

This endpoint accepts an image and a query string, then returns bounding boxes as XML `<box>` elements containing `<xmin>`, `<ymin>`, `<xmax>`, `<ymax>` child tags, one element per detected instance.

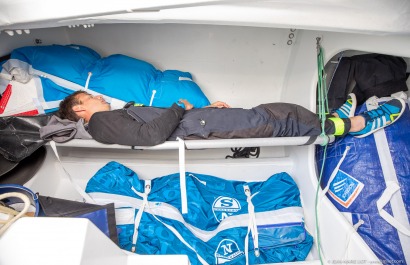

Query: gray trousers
<box><xmin>169</xmin><ymin>103</ymin><xmax>340</xmax><ymax>140</ymax></box>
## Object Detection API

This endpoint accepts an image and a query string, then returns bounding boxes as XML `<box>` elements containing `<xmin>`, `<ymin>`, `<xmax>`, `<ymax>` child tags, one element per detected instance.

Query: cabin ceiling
<box><xmin>0</xmin><ymin>0</ymin><xmax>409</xmax><ymax>35</ymax></box>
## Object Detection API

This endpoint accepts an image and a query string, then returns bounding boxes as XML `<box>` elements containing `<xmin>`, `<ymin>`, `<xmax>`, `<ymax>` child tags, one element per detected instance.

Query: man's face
<box><xmin>74</xmin><ymin>92</ymin><xmax>111</xmax><ymax>121</ymax></box>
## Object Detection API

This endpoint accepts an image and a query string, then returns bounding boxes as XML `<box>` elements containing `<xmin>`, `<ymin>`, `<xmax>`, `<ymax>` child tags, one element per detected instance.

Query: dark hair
<box><xmin>58</xmin><ymin>90</ymin><xmax>87</xmax><ymax>121</ymax></box>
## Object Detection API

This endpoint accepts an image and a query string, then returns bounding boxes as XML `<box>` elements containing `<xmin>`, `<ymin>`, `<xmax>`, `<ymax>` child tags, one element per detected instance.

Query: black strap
<box><xmin>226</xmin><ymin>147</ymin><xmax>260</xmax><ymax>159</ymax></box>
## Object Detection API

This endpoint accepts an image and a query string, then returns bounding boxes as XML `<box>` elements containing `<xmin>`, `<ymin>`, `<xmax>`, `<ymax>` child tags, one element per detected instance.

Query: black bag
<box><xmin>0</xmin><ymin>146</ymin><xmax>46</xmax><ymax>185</ymax></box>
<box><xmin>328</xmin><ymin>53</ymin><xmax>408</xmax><ymax>109</ymax></box>
<box><xmin>38</xmin><ymin>195</ymin><xmax>119</xmax><ymax>245</ymax></box>
<box><xmin>0</xmin><ymin>114</ymin><xmax>51</xmax><ymax>162</ymax></box>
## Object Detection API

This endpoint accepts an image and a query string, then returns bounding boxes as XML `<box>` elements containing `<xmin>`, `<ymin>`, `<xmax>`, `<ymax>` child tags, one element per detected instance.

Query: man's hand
<box><xmin>205</xmin><ymin>101</ymin><xmax>231</xmax><ymax>108</ymax></box>
<box><xmin>178</xmin><ymin>99</ymin><xmax>194</xmax><ymax>110</ymax></box>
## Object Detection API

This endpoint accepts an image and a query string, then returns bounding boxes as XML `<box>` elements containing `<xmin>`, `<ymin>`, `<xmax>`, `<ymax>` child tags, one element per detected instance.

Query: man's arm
<box><xmin>88</xmin><ymin>104</ymin><xmax>184</xmax><ymax>146</ymax></box>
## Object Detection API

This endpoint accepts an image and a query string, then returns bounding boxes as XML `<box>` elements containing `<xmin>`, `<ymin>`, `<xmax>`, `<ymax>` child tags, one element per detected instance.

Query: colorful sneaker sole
<box><xmin>335</xmin><ymin>93</ymin><xmax>357</xmax><ymax>118</ymax></box>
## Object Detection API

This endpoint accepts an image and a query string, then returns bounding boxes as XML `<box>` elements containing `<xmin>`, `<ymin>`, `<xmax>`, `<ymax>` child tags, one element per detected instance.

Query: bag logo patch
<box><xmin>328</xmin><ymin>170</ymin><xmax>364</xmax><ymax>208</ymax></box>
<box><xmin>214</xmin><ymin>239</ymin><xmax>244</xmax><ymax>264</ymax></box>
<box><xmin>212</xmin><ymin>196</ymin><xmax>241</xmax><ymax>222</ymax></box>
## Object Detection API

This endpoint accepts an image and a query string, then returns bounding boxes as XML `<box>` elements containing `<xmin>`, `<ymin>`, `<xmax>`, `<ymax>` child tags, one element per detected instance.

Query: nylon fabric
<box><xmin>316</xmin><ymin>98</ymin><xmax>410</xmax><ymax>264</ymax></box>
<box><xmin>327</xmin><ymin>54</ymin><xmax>408</xmax><ymax>108</ymax></box>
<box><xmin>3</xmin><ymin>44</ymin><xmax>210</xmax><ymax>110</ymax></box>
<box><xmin>86</xmin><ymin>161</ymin><xmax>313</xmax><ymax>265</ymax></box>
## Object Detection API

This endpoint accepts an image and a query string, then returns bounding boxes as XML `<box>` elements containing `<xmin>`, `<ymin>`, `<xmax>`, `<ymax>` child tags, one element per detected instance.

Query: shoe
<box><xmin>334</xmin><ymin>93</ymin><xmax>357</xmax><ymax>118</ymax></box>
<box><xmin>350</xmin><ymin>98</ymin><xmax>406</xmax><ymax>138</ymax></box>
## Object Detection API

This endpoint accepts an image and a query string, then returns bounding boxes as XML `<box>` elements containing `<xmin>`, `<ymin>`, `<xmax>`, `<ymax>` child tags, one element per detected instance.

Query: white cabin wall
<box><xmin>0</xmin><ymin>28</ymin><xmax>71</xmax><ymax>57</ymax></box>
<box><xmin>65</xmin><ymin>23</ymin><xmax>296</xmax><ymax>108</ymax></box>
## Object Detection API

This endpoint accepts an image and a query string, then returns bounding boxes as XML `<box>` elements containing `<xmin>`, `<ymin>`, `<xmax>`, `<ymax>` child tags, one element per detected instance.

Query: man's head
<box><xmin>58</xmin><ymin>91</ymin><xmax>111</xmax><ymax>122</ymax></box>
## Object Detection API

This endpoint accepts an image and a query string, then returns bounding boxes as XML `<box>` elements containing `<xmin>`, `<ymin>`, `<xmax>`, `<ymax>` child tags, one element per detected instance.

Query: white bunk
<box><xmin>56</xmin><ymin>136</ymin><xmax>333</xmax><ymax>150</ymax></box>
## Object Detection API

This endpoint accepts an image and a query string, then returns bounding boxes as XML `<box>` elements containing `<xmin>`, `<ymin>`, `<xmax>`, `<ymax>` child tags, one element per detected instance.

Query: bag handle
<box><xmin>377</xmin><ymin>181</ymin><xmax>410</xmax><ymax>236</ymax></box>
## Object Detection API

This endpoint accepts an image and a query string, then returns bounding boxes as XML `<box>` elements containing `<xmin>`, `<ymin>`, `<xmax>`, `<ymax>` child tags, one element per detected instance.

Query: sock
<box><xmin>326</xmin><ymin>117</ymin><xmax>351</xmax><ymax>137</ymax></box>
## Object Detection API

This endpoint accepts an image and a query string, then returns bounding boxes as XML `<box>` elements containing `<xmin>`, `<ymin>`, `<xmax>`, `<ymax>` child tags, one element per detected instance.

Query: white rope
<box><xmin>243</xmin><ymin>185</ymin><xmax>259</xmax><ymax>265</ymax></box>
<box><xmin>343</xmin><ymin>219</ymin><xmax>364</xmax><ymax>259</ymax></box>
<box><xmin>0</xmin><ymin>192</ymin><xmax>31</xmax><ymax>235</ymax></box>
<box><xmin>125</xmin><ymin>180</ymin><xmax>209</xmax><ymax>265</ymax></box>
<box><xmin>320</xmin><ymin>146</ymin><xmax>350</xmax><ymax>199</ymax></box>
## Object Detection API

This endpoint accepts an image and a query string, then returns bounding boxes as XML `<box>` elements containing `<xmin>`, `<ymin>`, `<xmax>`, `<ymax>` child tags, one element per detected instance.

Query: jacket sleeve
<box><xmin>88</xmin><ymin>104</ymin><xmax>185</xmax><ymax>146</ymax></box>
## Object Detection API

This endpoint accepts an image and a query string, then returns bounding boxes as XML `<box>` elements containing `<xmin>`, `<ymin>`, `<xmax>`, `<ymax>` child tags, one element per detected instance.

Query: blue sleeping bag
<box><xmin>86</xmin><ymin>161</ymin><xmax>313</xmax><ymax>265</ymax></box>
<box><xmin>149</xmin><ymin>70</ymin><xmax>210</xmax><ymax>108</ymax></box>
<box><xmin>84</xmin><ymin>54</ymin><xmax>157</xmax><ymax>105</ymax></box>
<box><xmin>11</xmin><ymin>44</ymin><xmax>100</xmax><ymax>85</ymax></box>
<box><xmin>4</xmin><ymin>44</ymin><xmax>210</xmax><ymax>111</ymax></box>
<box><xmin>316</xmin><ymin>97</ymin><xmax>410</xmax><ymax>264</ymax></box>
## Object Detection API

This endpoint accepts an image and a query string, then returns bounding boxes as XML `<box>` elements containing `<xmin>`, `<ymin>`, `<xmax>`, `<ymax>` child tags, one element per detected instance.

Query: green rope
<box><xmin>316</xmin><ymin>38</ymin><xmax>329</xmax><ymax>134</ymax></box>
<box><xmin>315</xmin><ymin>37</ymin><xmax>329</xmax><ymax>265</ymax></box>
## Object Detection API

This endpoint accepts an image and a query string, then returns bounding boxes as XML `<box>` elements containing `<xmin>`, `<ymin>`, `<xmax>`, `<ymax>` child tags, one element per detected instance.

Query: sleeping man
<box><xmin>56</xmin><ymin>90</ymin><xmax>406</xmax><ymax>146</ymax></box>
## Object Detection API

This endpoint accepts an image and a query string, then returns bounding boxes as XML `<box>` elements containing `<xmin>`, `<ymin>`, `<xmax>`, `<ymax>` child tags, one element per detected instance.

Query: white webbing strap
<box><xmin>149</xmin><ymin>90</ymin><xmax>157</xmax><ymax>106</ymax></box>
<box><xmin>177</xmin><ymin>137</ymin><xmax>188</xmax><ymax>214</ymax></box>
<box><xmin>131</xmin><ymin>180</ymin><xmax>151</xmax><ymax>252</ymax></box>
<box><xmin>49</xmin><ymin>141</ymin><xmax>95</xmax><ymax>203</ymax></box>
<box><xmin>243</xmin><ymin>185</ymin><xmax>259</xmax><ymax>265</ymax></box>
<box><xmin>377</xmin><ymin>181</ymin><xmax>410</xmax><ymax>236</ymax></box>
<box><xmin>84</xmin><ymin>72</ymin><xmax>92</xmax><ymax>91</ymax></box>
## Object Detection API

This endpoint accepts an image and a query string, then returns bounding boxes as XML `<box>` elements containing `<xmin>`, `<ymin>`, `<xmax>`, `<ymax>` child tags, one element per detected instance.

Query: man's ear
<box><xmin>72</xmin><ymin>105</ymin><xmax>85</xmax><ymax>112</ymax></box>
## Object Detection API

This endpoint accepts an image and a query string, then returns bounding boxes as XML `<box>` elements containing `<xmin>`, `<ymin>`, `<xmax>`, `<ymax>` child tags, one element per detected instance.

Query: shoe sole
<box><xmin>335</xmin><ymin>93</ymin><xmax>357</xmax><ymax>118</ymax></box>
<box><xmin>354</xmin><ymin>98</ymin><xmax>407</xmax><ymax>138</ymax></box>
<box><xmin>347</xmin><ymin>93</ymin><xmax>357</xmax><ymax>118</ymax></box>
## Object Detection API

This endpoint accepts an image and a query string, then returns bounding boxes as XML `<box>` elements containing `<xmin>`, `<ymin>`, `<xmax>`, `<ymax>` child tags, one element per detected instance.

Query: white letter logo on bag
<box><xmin>212</xmin><ymin>196</ymin><xmax>241</xmax><ymax>222</ymax></box>
<box><xmin>215</xmin><ymin>239</ymin><xmax>244</xmax><ymax>264</ymax></box>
